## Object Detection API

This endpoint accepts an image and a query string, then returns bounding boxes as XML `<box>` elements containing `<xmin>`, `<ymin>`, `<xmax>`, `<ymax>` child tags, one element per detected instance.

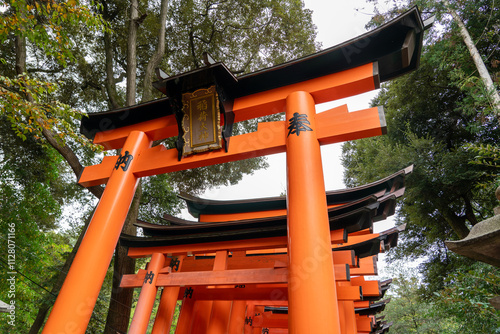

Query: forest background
<box><xmin>0</xmin><ymin>0</ymin><xmax>499</xmax><ymax>333</ymax></box>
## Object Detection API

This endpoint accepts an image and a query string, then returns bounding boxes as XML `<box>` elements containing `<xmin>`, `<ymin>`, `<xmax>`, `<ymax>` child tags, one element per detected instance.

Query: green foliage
<box><xmin>343</xmin><ymin>1</ymin><xmax>500</xmax><ymax>318</ymax></box>
<box><xmin>0</xmin><ymin>224</ymin><xmax>73</xmax><ymax>332</ymax></box>
<box><xmin>433</xmin><ymin>262</ymin><xmax>500</xmax><ymax>333</ymax></box>
<box><xmin>166</xmin><ymin>0</ymin><xmax>319</xmax><ymax>74</ymax></box>
<box><xmin>382</xmin><ymin>263</ymin><xmax>446</xmax><ymax>333</ymax></box>
<box><xmin>0</xmin><ymin>0</ymin><xmax>106</xmax><ymax>66</ymax></box>
<box><xmin>0</xmin><ymin>73</ymin><xmax>101</xmax><ymax>152</ymax></box>
<box><xmin>466</xmin><ymin>143</ymin><xmax>500</xmax><ymax>175</ymax></box>
<box><xmin>382</xmin><ymin>261</ymin><xmax>500</xmax><ymax>333</ymax></box>
<box><xmin>140</xmin><ymin>174</ymin><xmax>182</xmax><ymax>223</ymax></box>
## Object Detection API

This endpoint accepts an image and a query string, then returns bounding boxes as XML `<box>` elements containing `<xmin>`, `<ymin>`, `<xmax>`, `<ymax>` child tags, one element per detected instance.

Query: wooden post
<box><xmin>42</xmin><ymin>131</ymin><xmax>151</xmax><ymax>334</ymax></box>
<box><xmin>151</xmin><ymin>256</ymin><xmax>185</xmax><ymax>334</ymax></box>
<box><xmin>228</xmin><ymin>300</ymin><xmax>247</xmax><ymax>333</ymax></box>
<box><xmin>228</xmin><ymin>251</ymin><xmax>248</xmax><ymax>334</ymax></box>
<box><xmin>129</xmin><ymin>252</ymin><xmax>165</xmax><ymax>333</ymax></box>
<box><xmin>175</xmin><ymin>293</ymin><xmax>195</xmax><ymax>334</ymax></box>
<box><xmin>191</xmin><ymin>300</ymin><xmax>213</xmax><ymax>334</ymax></box>
<box><xmin>150</xmin><ymin>287</ymin><xmax>180</xmax><ymax>333</ymax></box>
<box><xmin>207</xmin><ymin>251</ymin><xmax>232</xmax><ymax>334</ymax></box>
<box><xmin>285</xmin><ymin>91</ymin><xmax>341</xmax><ymax>333</ymax></box>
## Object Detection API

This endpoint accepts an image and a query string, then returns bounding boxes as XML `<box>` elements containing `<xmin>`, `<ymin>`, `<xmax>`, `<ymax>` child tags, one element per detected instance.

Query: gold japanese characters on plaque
<box><xmin>181</xmin><ymin>85</ymin><xmax>222</xmax><ymax>156</ymax></box>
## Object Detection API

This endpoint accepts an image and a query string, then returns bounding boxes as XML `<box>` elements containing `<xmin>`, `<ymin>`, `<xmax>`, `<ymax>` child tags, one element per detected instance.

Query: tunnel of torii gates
<box><xmin>42</xmin><ymin>7</ymin><xmax>430</xmax><ymax>334</ymax></box>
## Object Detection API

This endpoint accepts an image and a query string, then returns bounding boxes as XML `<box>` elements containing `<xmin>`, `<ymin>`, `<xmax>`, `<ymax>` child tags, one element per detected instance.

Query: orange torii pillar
<box><xmin>206</xmin><ymin>250</ymin><xmax>232</xmax><ymax>334</ymax></box>
<box><xmin>151</xmin><ymin>256</ymin><xmax>185</xmax><ymax>334</ymax></box>
<box><xmin>129</xmin><ymin>252</ymin><xmax>165</xmax><ymax>333</ymax></box>
<box><xmin>42</xmin><ymin>131</ymin><xmax>151</xmax><ymax>334</ymax></box>
<box><xmin>285</xmin><ymin>91</ymin><xmax>341</xmax><ymax>333</ymax></box>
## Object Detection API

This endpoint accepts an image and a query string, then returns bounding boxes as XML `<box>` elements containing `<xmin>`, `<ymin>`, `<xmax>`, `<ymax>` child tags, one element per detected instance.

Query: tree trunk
<box><xmin>126</xmin><ymin>0</ymin><xmax>139</xmax><ymax>106</ymax></box>
<box><xmin>104</xmin><ymin>29</ymin><xmax>121</xmax><ymax>110</ymax></box>
<box><xmin>15</xmin><ymin>35</ymin><xmax>26</xmax><ymax>75</ymax></box>
<box><xmin>101</xmin><ymin>0</ymin><xmax>121</xmax><ymax>110</ymax></box>
<box><xmin>142</xmin><ymin>0</ymin><xmax>169</xmax><ymax>102</ymax></box>
<box><xmin>443</xmin><ymin>208</ymin><xmax>470</xmax><ymax>239</ymax></box>
<box><xmin>443</xmin><ymin>0</ymin><xmax>500</xmax><ymax>117</ymax></box>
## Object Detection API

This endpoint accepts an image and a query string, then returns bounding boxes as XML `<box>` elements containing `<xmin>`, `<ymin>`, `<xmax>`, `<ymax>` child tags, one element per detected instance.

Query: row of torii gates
<box><xmin>42</xmin><ymin>8</ymin><xmax>430</xmax><ymax>334</ymax></box>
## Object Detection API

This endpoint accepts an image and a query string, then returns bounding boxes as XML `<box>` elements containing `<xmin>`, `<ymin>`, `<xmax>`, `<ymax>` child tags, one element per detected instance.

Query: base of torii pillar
<box><xmin>285</xmin><ymin>91</ymin><xmax>342</xmax><ymax>333</ymax></box>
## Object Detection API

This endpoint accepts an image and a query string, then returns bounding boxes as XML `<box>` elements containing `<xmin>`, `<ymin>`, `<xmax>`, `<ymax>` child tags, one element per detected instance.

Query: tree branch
<box><xmin>41</xmin><ymin>127</ymin><xmax>104</xmax><ymax>198</ymax></box>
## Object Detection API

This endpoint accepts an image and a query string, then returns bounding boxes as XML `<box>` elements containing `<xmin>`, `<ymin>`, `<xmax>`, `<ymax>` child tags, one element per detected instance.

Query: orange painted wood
<box><xmin>246</xmin><ymin>300</ymin><xmax>289</xmax><ymax>308</ymax></box>
<box><xmin>339</xmin><ymin>300</ymin><xmax>346</xmax><ymax>334</ymax></box>
<box><xmin>174</xmin><ymin>297</ymin><xmax>195</xmax><ymax>334</ymax></box>
<box><xmin>42</xmin><ymin>131</ymin><xmax>152</xmax><ymax>334</ymax></box>
<box><xmin>94</xmin><ymin>115</ymin><xmax>178</xmax><ymax>150</ymax></box>
<box><xmin>151</xmin><ymin>286</ymin><xmax>180</xmax><ymax>334</ymax></box>
<box><xmin>227</xmin><ymin>252</ymin><xmax>247</xmax><ymax>334</ymax></box>
<box><xmin>198</xmin><ymin>202</ymin><xmax>343</xmax><ymax>223</ymax></box>
<box><xmin>79</xmin><ymin>103</ymin><xmax>385</xmax><ymax>186</ymax></box>
<box><xmin>351</xmin><ymin>277</ymin><xmax>381</xmax><ymax>297</ymax></box>
<box><xmin>350</xmin><ymin>256</ymin><xmax>378</xmax><ymax>276</ymax></box>
<box><xmin>178</xmin><ymin>286</ymin><xmax>289</xmax><ymax>301</ymax></box>
<box><xmin>285</xmin><ymin>91</ymin><xmax>340</xmax><ymax>334</ymax></box>
<box><xmin>268</xmin><ymin>329</ymin><xmax>288</xmax><ymax>334</ymax></box>
<box><xmin>179</xmin><ymin>254</ymin><xmax>285</xmax><ymax>272</ymax></box>
<box><xmin>316</xmin><ymin>106</ymin><xmax>385</xmax><ymax>146</ymax></box>
<box><xmin>335</xmin><ymin>285</ymin><xmax>363</xmax><ymax>301</ymax></box>
<box><xmin>157</xmin><ymin>267</ymin><xmax>288</xmax><ymax>287</ymax></box>
<box><xmin>199</xmin><ymin>208</ymin><xmax>288</xmax><ymax>223</ymax></box>
<box><xmin>356</xmin><ymin>315</ymin><xmax>374</xmax><ymax>332</ymax></box>
<box><xmin>244</xmin><ymin>303</ymin><xmax>255</xmax><ymax>334</ymax></box>
<box><xmin>174</xmin><ymin>254</ymin><xmax>349</xmax><ymax>280</ymax></box>
<box><xmin>151</xmin><ymin>255</ymin><xmax>184</xmax><ymax>334</ymax></box>
<box><xmin>332</xmin><ymin>232</ymin><xmax>381</xmax><ymax>250</ymax></box>
<box><xmin>89</xmin><ymin>63</ymin><xmax>378</xmax><ymax>151</ymax></box>
<box><xmin>170</xmin><ymin>282</ymin><xmax>363</xmax><ymax>302</ymax></box>
<box><xmin>126</xmin><ymin>229</ymin><xmax>346</xmax><ymax>258</ymax></box>
<box><xmin>77</xmin><ymin>155</ymin><xmax>117</xmax><ymax>187</ymax></box>
<box><xmin>341</xmin><ymin>300</ymin><xmax>358</xmax><ymax>334</ymax></box>
<box><xmin>129</xmin><ymin>253</ymin><xmax>165</xmax><ymax>333</ymax></box>
<box><xmin>128</xmin><ymin>237</ymin><xmax>288</xmax><ymax>258</ymax></box>
<box><xmin>232</xmin><ymin>63</ymin><xmax>378</xmax><ymax>123</ymax></box>
<box><xmin>191</xmin><ymin>300</ymin><xmax>213</xmax><ymax>334</ymax></box>
<box><xmin>207</xmin><ymin>251</ymin><xmax>232</xmax><ymax>334</ymax></box>
<box><xmin>228</xmin><ymin>300</ymin><xmax>246</xmax><ymax>334</ymax></box>
<box><xmin>253</xmin><ymin>312</ymin><xmax>288</xmax><ymax>329</ymax></box>
<box><xmin>333</xmin><ymin>250</ymin><xmax>356</xmax><ymax>267</ymax></box>
<box><xmin>353</xmin><ymin>300</ymin><xmax>370</xmax><ymax>308</ymax></box>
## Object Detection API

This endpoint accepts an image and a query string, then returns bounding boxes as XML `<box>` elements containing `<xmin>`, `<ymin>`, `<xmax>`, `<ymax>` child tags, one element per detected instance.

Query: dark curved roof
<box><xmin>81</xmin><ymin>7</ymin><xmax>426</xmax><ymax>139</ymax></box>
<box><xmin>134</xmin><ymin>193</ymin><xmax>389</xmax><ymax>238</ymax></box>
<box><xmin>180</xmin><ymin>166</ymin><xmax>412</xmax><ymax>218</ymax></box>
<box><xmin>120</xmin><ymin>179</ymin><xmax>407</xmax><ymax>249</ymax></box>
<box><xmin>120</xmin><ymin>168</ymin><xmax>410</xmax><ymax>248</ymax></box>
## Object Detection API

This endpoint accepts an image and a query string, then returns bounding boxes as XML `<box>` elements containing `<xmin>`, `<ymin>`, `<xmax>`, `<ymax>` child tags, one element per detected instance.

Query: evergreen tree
<box><xmin>343</xmin><ymin>0</ymin><xmax>500</xmax><ymax>309</ymax></box>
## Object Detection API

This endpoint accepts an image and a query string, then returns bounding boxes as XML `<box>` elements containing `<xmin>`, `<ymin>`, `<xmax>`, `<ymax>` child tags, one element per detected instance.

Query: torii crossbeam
<box><xmin>42</xmin><ymin>7</ymin><xmax>426</xmax><ymax>334</ymax></box>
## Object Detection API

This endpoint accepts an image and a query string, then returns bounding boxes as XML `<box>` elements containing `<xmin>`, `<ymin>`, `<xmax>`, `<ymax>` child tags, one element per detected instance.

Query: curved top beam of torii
<box><xmin>77</xmin><ymin>7</ymin><xmax>428</xmax><ymax>188</ymax></box>
<box><xmin>79</xmin><ymin>6</ymin><xmax>427</xmax><ymax>146</ymax></box>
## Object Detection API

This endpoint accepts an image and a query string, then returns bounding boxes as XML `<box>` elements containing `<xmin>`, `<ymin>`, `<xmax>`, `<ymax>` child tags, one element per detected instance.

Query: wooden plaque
<box><xmin>181</xmin><ymin>86</ymin><xmax>222</xmax><ymax>156</ymax></box>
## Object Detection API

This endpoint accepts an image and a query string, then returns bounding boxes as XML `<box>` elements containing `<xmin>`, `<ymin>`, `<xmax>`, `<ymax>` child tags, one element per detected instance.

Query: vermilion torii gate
<box><xmin>42</xmin><ymin>7</ymin><xmax>428</xmax><ymax>334</ymax></box>
<box><xmin>118</xmin><ymin>166</ymin><xmax>410</xmax><ymax>333</ymax></box>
